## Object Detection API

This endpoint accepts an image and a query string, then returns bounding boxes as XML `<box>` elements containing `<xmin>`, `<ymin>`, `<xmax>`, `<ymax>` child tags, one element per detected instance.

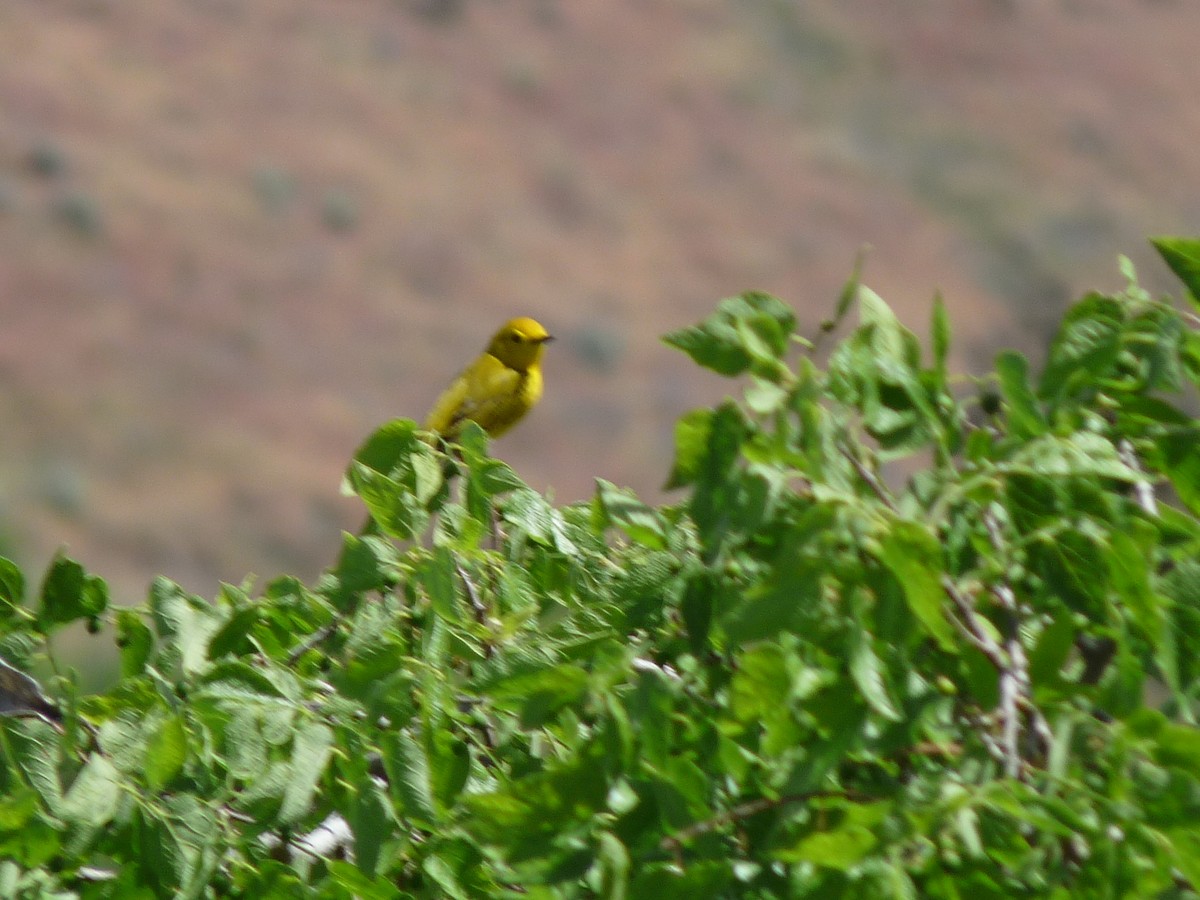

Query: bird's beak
<box><xmin>539</xmin><ymin>335</ymin><xmax>555</xmax><ymax>344</ymax></box>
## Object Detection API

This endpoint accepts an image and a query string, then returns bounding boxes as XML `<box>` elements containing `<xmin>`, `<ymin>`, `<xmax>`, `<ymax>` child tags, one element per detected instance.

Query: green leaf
<box><xmin>383</xmin><ymin>730</ymin><xmax>437</xmax><ymax>825</ymax></box>
<box><xmin>0</xmin><ymin>789</ymin><xmax>38</xmax><ymax>832</ymax></box>
<box><xmin>60</xmin><ymin>754</ymin><xmax>120</xmax><ymax>829</ymax></box>
<box><xmin>595</xmin><ymin>479</ymin><xmax>668</xmax><ymax>549</ymax></box>
<box><xmin>722</xmin><ymin>560</ymin><xmax>820</xmax><ymax>646</ymax></box>
<box><xmin>346</xmin><ymin>417</ymin><xmax>423</xmax><ymax>476</ymax></box>
<box><xmin>324</xmin><ymin>533</ymin><xmax>401</xmax><ymax>610</ymax></box>
<box><xmin>931</xmin><ymin>292</ymin><xmax>951</xmax><ymax>391</ymax></box>
<box><xmin>730</xmin><ymin>643</ymin><xmax>790</xmax><ymax>723</ymax></box>
<box><xmin>206</xmin><ymin>605</ymin><xmax>262</xmax><ymax>660</ymax></box>
<box><xmin>350</xmin><ymin>770</ymin><xmax>392</xmax><ymax>879</ymax></box>
<box><xmin>148</xmin><ymin>577</ymin><xmax>221</xmax><ymax>675</ymax></box>
<box><xmin>37</xmin><ymin>553</ymin><xmax>108</xmax><ymax>630</ymax></box>
<box><xmin>994</xmin><ymin>351</ymin><xmax>1045</xmax><ymax>438</ymax></box>
<box><xmin>280</xmin><ymin>721</ymin><xmax>333</xmax><ymax>825</ymax></box>
<box><xmin>772</xmin><ymin>816</ymin><xmax>878</xmax><ymax>868</ymax></box>
<box><xmin>144</xmin><ymin>715</ymin><xmax>187</xmax><ymax>791</ymax></box>
<box><xmin>0</xmin><ymin>558</ymin><xmax>25</xmax><ymax>623</ymax></box>
<box><xmin>665</xmin><ymin>408</ymin><xmax>712</xmax><ymax>490</ymax></box>
<box><xmin>1029</xmin><ymin>615</ymin><xmax>1075</xmax><ymax>689</ymax></box>
<box><xmin>663</xmin><ymin>291</ymin><xmax>796</xmax><ymax>376</ymax></box>
<box><xmin>1038</xmin><ymin>293</ymin><xmax>1124</xmax><ymax>401</ymax></box>
<box><xmin>1152</xmin><ymin>236</ymin><xmax>1200</xmax><ymax>306</ymax></box>
<box><xmin>1153</xmin><ymin>721</ymin><xmax>1200</xmax><ymax>772</ymax></box>
<box><xmin>876</xmin><ymin>520</ymin><xmax>956</xmax><ymax>651</ymax></box>
<box><xmin>418</xmin><ymin>547</ymin><xmax>461</xmax><ymax>623</ymax></box>
<box><xmin>1006</xmin><ymin>431</ymin><xmax>1137</xmax><ymax>481</ymax></box>
<box><xmin>477</xmin><ymin>662</ymin><xmax>591</xmax><ymax>727</ymax></box>
<box><xmin>1157</xmin><ymin>428</ymin><xmax>1200</xmax><ymax>515</ymax></box>
<box><xmin>848</xmin><ymin>623</ymin><xmax>901</xmax><ymax>721</ymax></box>
<box><xmin>1107</xmin><ymin>530</ymin><xmax>1161</xmax><ymax>641</ymax></box>
<box><xmin>346</xmin><ymin>463</ymin><xmax>428</xmax><ymax>540</ymax></box>
<box><xmin>596</xmin><ymin>831</ymin><xmax>631</xmax><ymax>900</ymax></box>
<box><xmin>431</xmin><ymin>735</ymin><xmax>471</xmax><ymax>810</ymax></box>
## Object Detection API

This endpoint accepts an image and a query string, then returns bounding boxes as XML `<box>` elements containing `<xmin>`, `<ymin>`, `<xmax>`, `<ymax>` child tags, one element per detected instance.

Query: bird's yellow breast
<box><xmin>424</xmin><ymin>350</ymin><xmax>544</xmax><ymax>439</ymax></box>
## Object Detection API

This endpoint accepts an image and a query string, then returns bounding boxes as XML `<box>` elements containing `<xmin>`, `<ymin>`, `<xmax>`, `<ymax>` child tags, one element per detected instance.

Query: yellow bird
<box><xmin>424</xmin><ymin>317</ymin><xmax>553</xmax><ymax>440</ymax></box>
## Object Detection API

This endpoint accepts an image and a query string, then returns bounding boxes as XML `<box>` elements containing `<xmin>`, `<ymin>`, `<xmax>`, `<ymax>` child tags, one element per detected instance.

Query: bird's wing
<box><xmin>425</xmin><ymin>354</ymin><xmax>522</xmax><ymax>437</ymax></box>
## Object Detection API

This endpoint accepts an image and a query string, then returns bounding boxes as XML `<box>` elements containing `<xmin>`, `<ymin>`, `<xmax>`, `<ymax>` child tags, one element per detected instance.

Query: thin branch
<box><xmin>983</xmin><ymin>508</ymin><xmax>1051</xmax><ymax>775</ymax></box>
<box><xmin>454</xmin><ymin>558</ymin><xmax>488</xmax><ymax>624</ymax></box>
<box><xmin>839</xmin><ymin>443</ymin><xmax>899</xmax><ymax>513</ymax></box>
<box><xmin>940</xmin><ymin>576</ymin><xmax>1007</xmax><ymax>671</ymax></box>
<box><xmin>659</xmin><ymin>789</ymin><xmax>869</xmax><ymax>852</ymax></box>
<box><xmin>286</xmin><ymin>622</ymin><xmax>338</xmax><ymax>667</ymax></box>
<box><xmin>1118</xmin><ymin>438</ymin><xmax>1158</xmax><ymax>517</ymax></box>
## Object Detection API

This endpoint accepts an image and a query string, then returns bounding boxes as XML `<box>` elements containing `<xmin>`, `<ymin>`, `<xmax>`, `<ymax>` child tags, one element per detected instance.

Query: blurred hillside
<box><xmin>0</xmin><ymin>0</ymin><xmax>1197</xmax><ymax>604</ymax></box>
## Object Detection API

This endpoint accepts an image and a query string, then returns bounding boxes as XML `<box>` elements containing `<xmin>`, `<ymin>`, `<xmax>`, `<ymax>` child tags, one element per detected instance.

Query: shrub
<box><xmin>3</xmin><ymin>238</ymin><xmax>1200</xmax><ymax>896</ymax></box>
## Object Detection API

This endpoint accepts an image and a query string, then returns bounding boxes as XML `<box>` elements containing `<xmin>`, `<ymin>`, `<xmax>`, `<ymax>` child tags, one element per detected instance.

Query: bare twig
<box><xmin>940</xmin><ymin>576</ymin><xmax>1007</xmax><ymax>670</ymax></box>
<box><xmin>659</xmin><ymin>789</ymin><xmax>869</xmax><ymax>853</ymax></box>
<box><xmin>983</xmin><ymin>508</ymin><xmax>1052</xmax><ymax>775</ymax></box>
<box><xmin>286</xmin><ymin>622</ymin><xmax>338</xmax><ymax>666</ymax></box>
<box><xmin>840</xmin><ymin>443</ymin><xmax>899</xmax><ymax>513</ymax></box>
<box><xmin>454</xmin><ymin>558</ymin><xmax>488</xmax><ymax>624</ymax></box>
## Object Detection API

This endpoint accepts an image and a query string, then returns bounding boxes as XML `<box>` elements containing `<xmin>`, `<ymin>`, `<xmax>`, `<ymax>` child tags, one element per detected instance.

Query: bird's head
<box><xmin>488</xmin><ymin>317</ymin><xmax>554</xmax><ymax>371</ymax></box>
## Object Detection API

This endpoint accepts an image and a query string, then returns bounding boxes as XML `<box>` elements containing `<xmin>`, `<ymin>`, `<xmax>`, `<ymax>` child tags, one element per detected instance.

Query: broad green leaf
<box><xmin>1165</xmin><ymin>827</ymin><xmax>1200</xmax><ymax>891</ymax></box>
<box><xmin>347</xmin><ymin>463</ymin><xmax>428</xmax><ymax>540</ymax></box>
<box><xmin>0</xmin><ymin>558</ymin><xmax>25</xmax><ymax>623</ymax></box>
<box><xmin>37</xmin><ymin>554</ymin><xmax>108</xmax><ymax>630</ymax></box>
<box><xmin>663</xmin><ymin>291</ymin><xmax>796</xmax><ymax>376</ymax></box>
<box><xmin>1153</xmin><ymin>721</ymin><xmax>1200</xmax><ymax>772</ymax></box>
<box><xmin>431</xmin><ymin>734</ymin><xmax>471</xmax><ymax>809</ymax></box>
<box><xmin>144</xmin><ymin>715</ymin><xmax>187</xmax><ymax>791</ymax></box>
<box><xmin>595</xmin><ymin>479</ymin><xmax>668</xmax><ymax>549</ymax></box>
<box><xmin>1157</xmin><ymin>428</ymin><xmax>1200</xmax><ymax>515</ymax></box>
<box><xmin>499</xmin><ymin>488</ymin><xmax>558</xmax><ymax>548</ymax></box>
<box><xmin>3</xmin><ymin>720</ymin><xmax>65</xmax><ymax>813</ymax></box>
<box><xmin>477</xmin><ymin>662</ymin><xmax>590</xmax><ymax>726</ymax></box>
<box><xmin>1029</xmin><ymin>614</ymin><xmax>1075</xmax><ymax>689</ymax></box>
<box><xmin>346</xmin><ymin>417</ymin><xmax>423</xmax><ymax>477</ymax></box>
<box><xmin>1006</xmin><ymin>431</ymin><xmax>1137</xmax><ymax>481</ymax></box>
<box><xmin>596</xmin><ymin>831</ymin><xmax>631</xmax><ymax>900</ymax></box>
<box><xmin>1107</xmin><ymin>530</ymin><xmax>1161</xmax><ymax>641</ymax></box>
<box><xmin>418</xmin><ymin>547</ymin><xmax>460</xmax><ymax>623</ymax></box>
<box><xmin>324</xmin><ymin>532</ymin><xmax>401</xmax><ymax>609</ymax></box>
<box><xmin>1038</xmin><ymin>293</ymin><xmax>1124</xmax><ymax>401</ymax></box>
<box><xmin>877</xmin><ymin>520</ymin><xmax>956</xmax><ymax>651</ymax></box>
<box><xmin>1152</xmin><ymin>236</ymin><xmax>1200</xmax><ymax>306</ymax></box>
<box><xmin>206</xmin><ymin>605</ymin><xmax>261</xmax><ymax>660</ymax></box>
<box><xmin>848</xmin><ymin>624</ymin><xmax>901</xmax><ymax>721</ymax></box>
<box><xmin>350</xmin><ymin>771</ymin><xmax>392</xmax><ymax>879</ymax></box>
<box><xmin>730</xmin><ymin>643</ymin><xmax>789</xmax><ymax>723</ymax></box>
<box><xmin>722</xmin><ymin>560</ymin><xmax>820</xmax><ymax>646</ymax></box>
<box><xmin>665</xmin><ymin>408</ymin><xmax>713</xmax><ymax>490</ymax></box>
<box><xmin>280</xmin><ymin>721</ymin><xmax>333</xmax><ymax>824</ymax></box>
<box><xmin>994</xmin><ymin>351</ymin><xmax>1045</xmax><ymax>438</ymax></box>
<box><xmin>775</xmin><ymin>818</ymin><xmax>879</xmax><ymax>869</ymax></box>
<box><xmin>60</xmin><ymin>754</ymin><xmax>120</xmax><ymax>829</ymax></box>
<box><xmin>148</xmin><ymin>577</ymin><xmax>221</xmax><ymax>675</ymax></box>
<box><xmin>383</xmin><ymin>730</ymin><xmax>437</xmax><ymax>825</ymax></box>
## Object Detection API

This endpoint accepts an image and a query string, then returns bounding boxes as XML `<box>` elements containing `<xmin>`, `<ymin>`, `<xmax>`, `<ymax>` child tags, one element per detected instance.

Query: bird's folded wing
<box><xmin>426</xmin><ymin>354</ymin><xmax>522</xmax><ymax>436</ymax></box>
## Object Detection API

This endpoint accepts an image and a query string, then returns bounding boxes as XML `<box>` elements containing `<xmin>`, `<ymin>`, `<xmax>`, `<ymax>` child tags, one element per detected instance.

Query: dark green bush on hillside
<box><xmin>3</xmin><ymin>238</ymin><xmax>1200</xmax><ymax>897</ymax></box>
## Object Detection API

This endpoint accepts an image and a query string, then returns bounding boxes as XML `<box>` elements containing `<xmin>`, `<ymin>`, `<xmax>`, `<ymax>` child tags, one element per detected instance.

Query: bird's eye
<box><xmin>510</xmin><ymin>334</ymin><xmax>522</xmax><ymax>342</ymax></box>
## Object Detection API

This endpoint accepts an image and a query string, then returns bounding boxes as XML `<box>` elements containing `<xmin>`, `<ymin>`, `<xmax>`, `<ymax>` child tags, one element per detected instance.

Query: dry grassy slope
<box><xmin>0</xmin><ymin>0</ymin><xmax>1196</xmax><ymax>603</ymax></box>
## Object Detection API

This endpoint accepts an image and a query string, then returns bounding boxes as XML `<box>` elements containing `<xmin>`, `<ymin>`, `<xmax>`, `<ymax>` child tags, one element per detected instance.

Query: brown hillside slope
<box><xmin>0</xmin><ymin>0</ymin><xmax>1196</xmax><ymax>605</ymax></box>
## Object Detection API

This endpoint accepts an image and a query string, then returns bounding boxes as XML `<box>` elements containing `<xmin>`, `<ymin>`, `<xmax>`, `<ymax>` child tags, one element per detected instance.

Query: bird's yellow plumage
<box><xmin>424</xmin><ymin>317</ymin><xmax>553</xmax><ymax>440</ymax></box>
